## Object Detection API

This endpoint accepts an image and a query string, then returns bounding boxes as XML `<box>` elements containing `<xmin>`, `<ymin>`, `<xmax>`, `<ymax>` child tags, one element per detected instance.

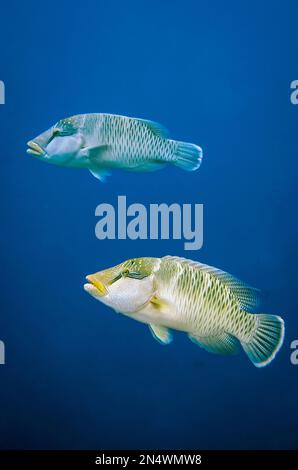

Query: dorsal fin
<box><xmin>200</xmin><ymin>265</ymin><xmax>260</xmax><ymax>312</ymax></box>
<box><xmin>136</xmin><ymin>118</ymin><xmax>169</xmax><ymax>138</ymax></box>
<box><xmin>163</xmin><ymin>256</ymin><xmax>260</xmax><ymax>313</ymax></box>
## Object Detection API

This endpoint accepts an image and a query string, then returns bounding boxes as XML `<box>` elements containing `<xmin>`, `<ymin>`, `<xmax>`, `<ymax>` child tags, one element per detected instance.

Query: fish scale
<box><xmin>85</xmin><ymin>255</ymin><xmax>284</xmax><ymax>367</ymax></box>
<box><xmin>156</xmin><ymin>256</ymin><xmax>258</xmax><ymax>340</ymax></box>
<box><xmin>91</xmin><ymin>114</ymin><xmax>175</xmax><ymax>166</ymax></box>
<box><xmin>28</xmin><ymin>113</ymin><xmax>202</xmax><ymax>180</ymax></box>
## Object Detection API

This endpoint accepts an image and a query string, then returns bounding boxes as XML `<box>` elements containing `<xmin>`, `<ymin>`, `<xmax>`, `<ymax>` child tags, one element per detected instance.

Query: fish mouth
<box><xmin>26</xmin><ymin>140</ymin><xmax>46</xmax><ymax>157</ymax></box>
<box><xmin>84</xmin><ymin>275</ymin><xmax>108</xmax><ymax>297</ymax></box>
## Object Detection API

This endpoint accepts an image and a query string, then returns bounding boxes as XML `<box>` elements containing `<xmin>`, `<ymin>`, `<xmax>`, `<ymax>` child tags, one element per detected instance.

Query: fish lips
<box><xmin>26</xmin><ymin>140</ymin><xmax>46</xmax><ymax>157</ymax></box>
<box><xmin>84</xmin><ymin>275</ymin><xmax>108</xmax><ymax>297</ymax></box>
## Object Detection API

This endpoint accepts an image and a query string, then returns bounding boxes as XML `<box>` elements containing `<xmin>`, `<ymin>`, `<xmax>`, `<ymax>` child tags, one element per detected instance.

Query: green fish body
<box><xmin>27</xmin><ymin>114</ymin><xmax>202</xmax><ymax>181</ymax></box>
<box><xmin>84</xmin><ymin>255</ymin><xmax>284</xmax><ymax>368</ymax></box>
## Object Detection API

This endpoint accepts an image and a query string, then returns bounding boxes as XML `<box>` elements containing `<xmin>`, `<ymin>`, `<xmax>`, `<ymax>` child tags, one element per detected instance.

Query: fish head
<box><xmin>27</xmin><ymin>115</ymin><xmax>86</xmax><ymax>166</ymax></box>
<box><xmin>84</xmin><ymin>258</ymin><xmax>160</xmax><ymax>314</ymax></box>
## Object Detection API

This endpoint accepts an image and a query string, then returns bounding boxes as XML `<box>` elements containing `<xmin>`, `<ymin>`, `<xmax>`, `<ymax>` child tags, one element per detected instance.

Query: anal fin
<box><xmin>128</xmin><ymin>161</ymin><xmax>166</xmax><ymax>172</ymax></box>
<box><xmin>189</xmin><ymin>331</ymin><xmax>240</xmax><ymax>356</ymax></box>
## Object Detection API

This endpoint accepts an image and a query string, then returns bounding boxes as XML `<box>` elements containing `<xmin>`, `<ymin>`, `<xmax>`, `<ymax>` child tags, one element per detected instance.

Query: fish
<box><xmin>84</xmin><ymin>255</ymin><xmax>285</xmax><ymax>367</ymax></box>
<box><xmin>27</xmin><ymin>114</ymin><xmax>203</xmax><ymax>181</ymax></box>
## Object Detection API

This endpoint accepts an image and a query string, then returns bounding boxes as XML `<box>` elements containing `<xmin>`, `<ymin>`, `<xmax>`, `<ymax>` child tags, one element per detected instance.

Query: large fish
<box><xmin>27</xmin><ymin>114</ymin><xmax>202</xmax><ymax>181</ymax></box>
<box><xmin>84</xmin><ymin>256</ymin><xmax>284</xmax><ymax>367</ymax></box>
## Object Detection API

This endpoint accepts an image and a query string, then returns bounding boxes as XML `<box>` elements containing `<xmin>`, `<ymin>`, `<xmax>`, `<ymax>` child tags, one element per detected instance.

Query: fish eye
<box><xmin>46</xmin><ymin>128</ymin><xmax>61</xmax><ymax>145</ymax></box>
<box><xmin>110</xmin><ymin>269</ymin><xmax>146</xmax><ymax>285</ymax></box>
<box><xmin>53</xmin><ymin>128</ymin><xmax>60</xmax><ymax>136</ymax></box>
<box><xmin>109</xmin><ymin>270</ymin><xmax>128</xmax><ymax>285</ymax></box>
<box><xmin>52</xmin><ymin>121</ymin><xmax>76</xmax><ymax>138</ymax></box>
<box><xmin>126</xmin><ymin>271</ymin><xmax>146</xmax><ymax>280</ymax></box>
<box><xmin>53</xmin><ymin>127</ymin><xmax>72</xmax><ymax>137</ymax></box>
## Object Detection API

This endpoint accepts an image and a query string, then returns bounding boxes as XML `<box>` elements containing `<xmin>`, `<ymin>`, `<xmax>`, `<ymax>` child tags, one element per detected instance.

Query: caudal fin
<box><xmin>174</xmin><ymin>141</ymin><xmax>203</xmax><ymax>171</ymax></box>
<box><xmin>241</xmin><ymin>314</ymin><xmax>285</xmax><ymax>367</ymax></box>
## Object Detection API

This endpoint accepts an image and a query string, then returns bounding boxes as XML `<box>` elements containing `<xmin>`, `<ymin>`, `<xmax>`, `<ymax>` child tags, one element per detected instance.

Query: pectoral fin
<box><xmin>89</xmin><ymin>168</ymin><xmax>111</xmax><ymax>182</ymax></box>
<box><xmin>149</xmin><ymin>324</ymin><xmax>173</xmax><ymax>345</ymax></box>
<box><xmin>81</xmin><ymin>144</ymin><xmax>110</xmax><ymax>163</ymax></box>
<box><xmin>150</xmin><ymin>295</ymin><xmax>171</xmax><ymax>313</ymax></box>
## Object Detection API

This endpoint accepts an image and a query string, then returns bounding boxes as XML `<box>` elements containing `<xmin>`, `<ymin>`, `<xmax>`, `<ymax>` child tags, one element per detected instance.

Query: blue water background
<box><xmin>0</xmin><ymin>0</ymin><xmax>297</xmax><ymax>450</ymax></box>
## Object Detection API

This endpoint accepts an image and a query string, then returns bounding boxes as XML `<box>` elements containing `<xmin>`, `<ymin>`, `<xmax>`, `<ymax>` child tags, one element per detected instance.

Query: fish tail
<box><xmin>173</xmin><ymin>141</ymin><xmax>203</xmax><ymax>171</ymax></box>
<box><xmin>241</xmin><ymin>314</ymin><xmax>285</xmax><ymax>367</ymax></box>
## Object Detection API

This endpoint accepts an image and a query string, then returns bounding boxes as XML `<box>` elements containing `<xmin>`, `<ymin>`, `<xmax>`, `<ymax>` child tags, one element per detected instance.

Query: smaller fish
<box><xmin>27</xmin><ymin>113</ymin><xmax>203</xmax><ymax>181</ymax></box>
<box><xmin>84</xmin><ymin>256</ymin><xmax>285</xmax><ymax>367</ymax></box>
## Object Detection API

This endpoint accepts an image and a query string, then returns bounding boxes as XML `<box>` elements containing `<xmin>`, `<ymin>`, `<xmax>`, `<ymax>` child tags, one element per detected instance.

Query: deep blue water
<box><xmin>0</xmin><ymin>0</ymin><xmax>297</xmax><ymax>450</ymax></box>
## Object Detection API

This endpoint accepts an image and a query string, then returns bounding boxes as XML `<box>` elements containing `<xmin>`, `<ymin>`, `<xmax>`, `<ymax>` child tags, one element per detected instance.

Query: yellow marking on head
<box><xmin>86</xmin><ymin>275</ymin><xmax>108</xmax><ymax>296</ymax></box>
